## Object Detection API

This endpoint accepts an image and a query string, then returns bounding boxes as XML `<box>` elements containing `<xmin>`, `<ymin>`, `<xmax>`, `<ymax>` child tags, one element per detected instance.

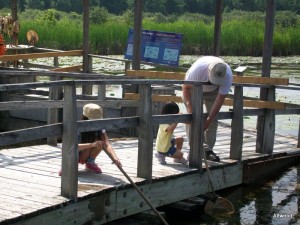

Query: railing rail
<box><xmin>0</xmin><ymin>70</ymin><xmax>300</xmax><ymax>200</ymax></box>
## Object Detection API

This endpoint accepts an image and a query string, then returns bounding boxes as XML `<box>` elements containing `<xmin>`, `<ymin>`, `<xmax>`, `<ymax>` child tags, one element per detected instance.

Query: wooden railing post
<box><xmin>54</xmin><ymin>56</ymin><xmax>58</xmax><ymax>67</ymax></box>
<box><xmin>230</xmin><ymin>67</ymin><xmax>247</xmax><ymax>160</ymax></box>
<box><xmin>189</xmin><ymin>83</ymin><xmax>204</xmax><ymax>169</ymax></box>
<box><xmin>125</xmin><ymin>61</ymin><xmax>131</xmax><ymax>71</ymax></box>
<box><xmin>47</xmin><ymin>74</ymin><xmax>62</xmax><ymax>146</ymax></box>
<box><xmin>256</xmin><ymin>86</ymin><xmax>275</xmax><ymax>155</ymax></box>
<box><xmin>298</xmin><ymin>120</ymin><xmax>300</xmax><ymax>148</ymax></box>
<box><xmin>88</xmin><ymin>55</ymin><xmax>93</xmax><ymax>74</ymax></box>
<box><xmin>82</xmin><ymin>0</ymin><xmax>92</xmax><ymax>95</ymax></box>
<box><xmin>137</xmin><ymin>83</ymin><xmax>153</xmax><ymax>179</ymax></box>
<box><xmin>61</xmin><ymin>83</ymin><xmax>78</xmax><ymax>201</ymax></box>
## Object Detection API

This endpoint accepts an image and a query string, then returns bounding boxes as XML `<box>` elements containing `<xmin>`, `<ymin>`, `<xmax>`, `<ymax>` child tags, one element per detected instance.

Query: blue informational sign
<box><xmin>124</xmin><ymin>29</ymin><xmax>183</xmax><ymax>67</ymax></box>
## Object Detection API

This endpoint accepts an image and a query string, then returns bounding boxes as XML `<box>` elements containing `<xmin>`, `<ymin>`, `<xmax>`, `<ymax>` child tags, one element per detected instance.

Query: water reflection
<box><xmin>166</xmin><ymin>164</ymin><xmax>300</xmax><ymax>225</ymax></box>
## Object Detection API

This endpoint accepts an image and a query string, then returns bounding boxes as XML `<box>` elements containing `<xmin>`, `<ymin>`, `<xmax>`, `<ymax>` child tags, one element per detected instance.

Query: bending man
<box><xmin>182</xmin><ymin>56</ymin><xmax>233</xmax><ymax>162</ymax></box>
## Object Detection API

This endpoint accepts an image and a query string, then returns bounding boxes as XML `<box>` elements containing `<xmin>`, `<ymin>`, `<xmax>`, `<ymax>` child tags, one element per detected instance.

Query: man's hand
<box><xmin>204</xmin><ymin>119</ymin><xmax>209</xmax><ymax>131</ymax></box>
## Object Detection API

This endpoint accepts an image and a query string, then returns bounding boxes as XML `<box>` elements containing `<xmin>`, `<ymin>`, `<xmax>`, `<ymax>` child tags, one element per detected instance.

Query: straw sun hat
<box><xmin>83</xmin><ymin>103</ymin><xmax>103</xmax><ymax>119</ymax></box>
<box><xmin>208</xmin><ymin>61</ymin><xmax>227</xmax><ymax>85</ymax></box>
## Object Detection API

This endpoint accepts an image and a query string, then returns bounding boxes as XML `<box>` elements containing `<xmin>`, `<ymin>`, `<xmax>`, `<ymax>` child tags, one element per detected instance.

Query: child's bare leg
<box><xmin>171</xmin><ymin>149</ymin><xmax>184</xmax><ymax>159</ymax></box>
<box><xmin>172</xmin><ymin>149</ymin><xmax>188</xmax><ymax>164</ymax></box>
<box><xmin>90</xmin><ymin>146</ymin><xmax>102</xmax><ymax>159</ymax></box>
<box><xmin>175</xmin><ymin>136</ymin><xmax>184</xmax><ymax>151</ymax></box>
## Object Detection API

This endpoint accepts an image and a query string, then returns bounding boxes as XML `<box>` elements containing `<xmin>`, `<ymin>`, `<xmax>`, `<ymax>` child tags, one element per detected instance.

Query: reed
<box><xmin>17</xmin><ymin>20</ymin><xmax>82</xmax><ymax>50</ymax></box>
<box><xmin>221</xmin><ymin>20</ymin><xmax>264</xmax><ymax>56</ymax></box>
<box><xmin>89</xmin><ymin>21</ymin><xmax>130</xmax><ymax>54</ymax></box>
<box><xmin>15</xmin><ymin>18</ymin><xmax>300</xmax><ymax>56</ymax></box>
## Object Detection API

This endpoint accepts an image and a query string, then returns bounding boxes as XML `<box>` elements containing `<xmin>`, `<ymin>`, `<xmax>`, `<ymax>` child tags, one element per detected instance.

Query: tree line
<box><xmin>0</xmin><ymin>0</ymin><xmax>299</xmax><ymax>15</ymax></box>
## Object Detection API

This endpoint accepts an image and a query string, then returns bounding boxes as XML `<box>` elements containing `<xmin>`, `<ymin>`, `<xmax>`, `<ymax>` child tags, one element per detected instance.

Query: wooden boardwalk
<box><xmin>0</xmin><ymin>123</ymin><xmax>299</xmax><ymax>225</ymax></box>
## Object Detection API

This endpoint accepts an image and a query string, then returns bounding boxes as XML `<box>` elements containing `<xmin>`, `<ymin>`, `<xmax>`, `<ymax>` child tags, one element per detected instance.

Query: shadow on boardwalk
<box><xmin>0</xmin><ymin>122</ymin><xmax>299</xmax><ymax>224</ymax></box>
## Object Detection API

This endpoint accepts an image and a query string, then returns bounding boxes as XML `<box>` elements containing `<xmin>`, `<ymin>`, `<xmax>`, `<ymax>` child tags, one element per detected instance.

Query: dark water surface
<box><xmin>166</xmin><ymin>164</ymin><xmax>300</xmax><ymax>225</ymax></box>
<box><xmin>106</xmin><ymin>164</ymin><xmax>300</xmax><ymax>225</ymax></box>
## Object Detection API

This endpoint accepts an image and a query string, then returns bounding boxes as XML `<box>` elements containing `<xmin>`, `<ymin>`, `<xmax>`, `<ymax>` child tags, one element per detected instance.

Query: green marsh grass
<box><xmin>221</xmin><ymin>20</ymin><xmax>264</xmax><ymax>56</ymax></box>
<box><xmin>16</xmin><ymin>18</ymin><xmax>300</xmax><ymax>56</ymax></box>
<box><xmin>18</xmin><ymin>20</ymin><xmax>82</xmax><ymax>50</ymax></box>
<box><xmin>90</xmin><ymin>22</ymin><xmax>130</xmax><ymax>54</ymax></box>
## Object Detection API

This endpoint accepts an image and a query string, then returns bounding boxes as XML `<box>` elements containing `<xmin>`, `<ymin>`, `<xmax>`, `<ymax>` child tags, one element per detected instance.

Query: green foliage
<box><xmin>14</xmin><ymin>8</ymin><xmax>300</xmax><ymax>56</ymax></box>
<box><xmin>36</xmin><ymin>9</ymin><xmax>61</xmax><ymax>26</ymax></box>
<box><xmin>221</xmin><ymin>20</ymin><xmax>264</xmax><ymax>56</ymax></box>
<box><xmin>223</xmin><ymin>10</ymin><xmax>265</xmax><ymax>22</ymax></box>
<box><xmin>89</xmin><ymin>21</ymin><xmax>130</xmax><ymax>54</ymax></box>
<box><xmin>275</xmin><ymin>11</ymin><xmax>299</xmax><ymax>27</ymax></box>
<box><xmin>143</xmin><ymin>12</ymin><xmax>168</xmax><ymax>23</ymax></box>
<box><xmin>0</xmin><ymin>8</ymin><xmax>11</xmax><ymax>16</ymax></box>
<box><xmin>19</xmin><ymin>9</ymin><xmax>45</xmax><ymax>21</ymax></box>
<box><xmin>89</xmin><ymin>6</ymin><xmax>109</xmax><ymax>24</ymax></box>
<box><xmin>178</xmin><ymin>13</ymin><xmax>213</xmax><ymax>24</ymax></box>
<box><xmin>4</xmin><ymin>0</ymin><xmax>300</xmax><ymax>15</ymax></box>
<box><xmin>121</xmin><ymin>9</ymin><xmax>134</xmax><ymax>25</ymax></box>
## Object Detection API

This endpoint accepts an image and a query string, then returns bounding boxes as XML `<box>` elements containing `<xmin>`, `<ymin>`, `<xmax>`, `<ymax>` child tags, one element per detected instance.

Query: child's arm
<box><xmin>165</xmin><ymin>123</ymin><xmax>178</xmax><ymax>133</ymax></box>
<box><xmin>164</xmin><ymin>112</ymin><xmax>181</xmax><ymax>133</ymax></box>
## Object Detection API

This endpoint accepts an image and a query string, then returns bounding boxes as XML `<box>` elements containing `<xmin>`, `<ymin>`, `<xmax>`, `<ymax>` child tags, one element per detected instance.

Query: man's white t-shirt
<box><xmin>185</xmin><ymin>56</ymin><xmax>233</xmax><ymax>95</ymax></box>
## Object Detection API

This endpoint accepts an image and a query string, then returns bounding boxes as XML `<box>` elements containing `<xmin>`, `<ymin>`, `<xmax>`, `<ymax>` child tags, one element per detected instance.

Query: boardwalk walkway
<box><xmin>0</xmin><ymin>123</ymin><xmax>299</xmax><ymax>225</ymax></box>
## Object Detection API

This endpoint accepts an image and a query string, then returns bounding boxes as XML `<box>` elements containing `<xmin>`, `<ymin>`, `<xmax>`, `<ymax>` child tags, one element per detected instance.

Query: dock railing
<box><xmin>0</xmin><ymin>49</ymin><xmax>83</xmax><ymax>71</ymax></box>
<box><xmin>124</xmin><ymin>68</ymin><xmax>300</xmax><ymax>155</ymax></box>
<box><xmin>0</xmin><ymin>69</ymin><xmax>300</xmax><ymax>201</ymax></box>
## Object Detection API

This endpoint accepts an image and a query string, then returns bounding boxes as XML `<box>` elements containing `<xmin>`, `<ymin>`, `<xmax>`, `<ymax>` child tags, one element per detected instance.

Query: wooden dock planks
<box><xmin>0</xmin><ymin>123</ymin><xmax>299</xmax><ymax>224</ymax></box>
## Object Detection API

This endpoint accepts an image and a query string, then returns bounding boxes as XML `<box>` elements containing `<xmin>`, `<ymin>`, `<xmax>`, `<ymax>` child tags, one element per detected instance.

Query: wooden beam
<box><xmin>132</xmin><ymin>0</ymin><xmax>143</xmax><ymax>69</ymax></box>
<box><xmin>124</xmin><ymin>93</ymin><xmax>286</xmax><ymax>109</ymax></box>
<box><xmin>51</xmin><ymin>65</ymin><xmax>83</xmax><ymax>72</ymax></box>
<box><xmin>0</xmin><ymin>50</ymin><xmax>83</xmax><ymax>62</ymax></box>
<box><xmin>124</xmin><ymin>93</ymin><xmax>182</xmax><ymax>102</ymax></box>
<box><xmin>213</xmin><ymin>0</ymin><xmax>223</xmax><ymax>56</ymax></box>
<box><xmin>126</xmin><ymin>70</ymin><xmax>289</xmax><ymax>85</ymax></box>
<box><xmin>233</xmin><ymin>76</ymin><xmax>289</xmax><ymax>85</ymax></box>
<box><xmin>82</xmin><ymin>0</ymin><xmax>90</xmax><ymax>74</ymax></box>
<box><xmin>225</xmin><ymin>99</ymin><xmax>285</xmax><ymax>110</ymax></box>
<box><xmin>0</xmin><ymin>124</ymin><xmax>62</xmax><ymax>147</ymax></box>
<box><xmin>230</xmin><ymin>68</ymin><xmax>244</xmax><ymax>160</ymax></box>
<box><xmin>47</xmin><ymin>75</ymin><xmax>62</xmax><ymax>146</ymax></box>
<box><xmin>137</xmin><ymin>84</ymin><xmax>153</xmax><ymax>179</ymax></box>
<box><xmin>190</xmin><ymin>84</ymin><xmax>204</xmax><ymax>168</ymax></box>
<box><xmin>257</xmin><ymin>0</ymin><xmax>276</xmax><ymax>154</ymax></box>
<box><xmin>126</xmin><ymin>70</ymin><xmax>185</xmax><ymax>80</ymax></box>
<box><xmin>61</xmin><ymin>85</ymin><xmax>78</xmax><ymax>201</ymax></box>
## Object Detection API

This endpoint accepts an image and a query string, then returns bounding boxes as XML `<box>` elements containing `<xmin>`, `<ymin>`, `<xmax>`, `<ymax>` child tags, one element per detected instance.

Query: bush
<box><xmin>36</xmin><ymin>9</ymin><xmax>61</xmax><ymax>26</ymax></box>
<box><xmin>275</xmin><ymin>11</ymin><xmax>299</xmax><ymax>27</ymax></box>
<box><xmin>178</xmin><ymin>13</ymin><xmax>213</xmax><ymax>24</ymax></box>
<box><xmin>90</xmin><ymin>6</ymin><xmax>109</xmax><ymax>24</ymax></box>
<box><xmin>121</xmin><ymin>9</ymin><xmax>134</xmax><ymax>25</ymax></box>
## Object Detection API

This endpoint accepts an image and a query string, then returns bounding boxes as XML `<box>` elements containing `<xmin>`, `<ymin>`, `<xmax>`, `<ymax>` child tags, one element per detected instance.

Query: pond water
<box><xmin>107</xmin><ymin>164</ymin><xmax>300</xmax><ymax>225</ymax></box>
<box><xmin>168</xmin><ymin>164</ymin><xmax>300</xmax><ymax>225</ymax></box>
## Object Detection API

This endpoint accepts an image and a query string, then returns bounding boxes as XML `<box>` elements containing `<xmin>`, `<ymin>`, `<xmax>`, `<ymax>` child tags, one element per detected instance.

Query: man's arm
<box><xmin>182</xmin><ymin>84</ymin><xmax>193</xmax><ymax>113</ymax></box>
<box><xmin>204</xmin><ymin>93</ymin><xmax>226</xmax><ymax>130</ymax></box>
